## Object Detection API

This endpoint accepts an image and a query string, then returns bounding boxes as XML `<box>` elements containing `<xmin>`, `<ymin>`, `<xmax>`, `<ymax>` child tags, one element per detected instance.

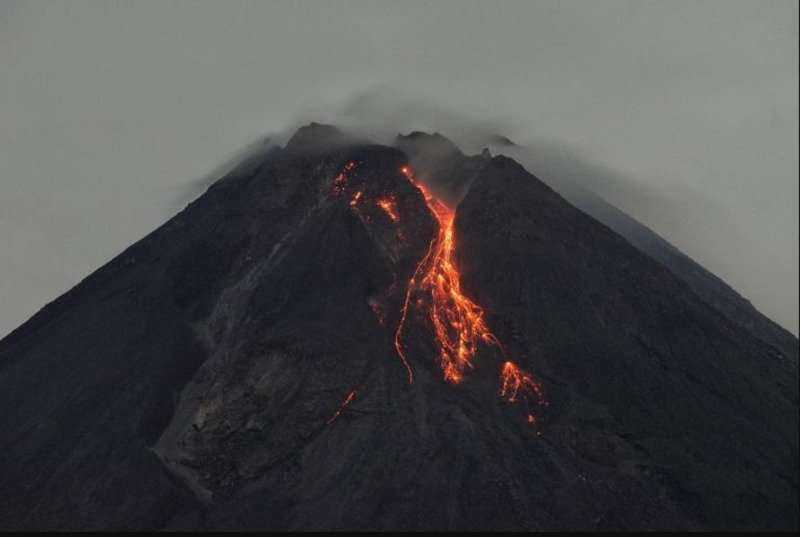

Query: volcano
<box><xmin>0</xmin><ymin>124</ymin><xmax>796</xmax><ymax>531</ymax></box>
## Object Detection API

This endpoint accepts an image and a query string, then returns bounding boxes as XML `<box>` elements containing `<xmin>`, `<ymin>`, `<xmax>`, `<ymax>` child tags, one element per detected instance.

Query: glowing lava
<box><xmin>396</xmin><ymin>166</ymin><xmax>516</xmax><ymax>385</ymax></box>
<box><xmin>326</xmin><ymin>389</ymin><xmax>357</xmax><ymax>425</ymax></box>
<box><xmin>500</xmin><ymin>361</ymin><xmax>546</xmax><ymax>404</ymax></box>
<box><xmin>333</xmin><ymin>161</ymin><xmax>547</xmax><ymax>432</ymax></box>
<box><xmin>332</xmin><ymin>161</ymin><xmax>357</xmax><ymax>196</ymax></box>
<box><xmin>377</xmin><ymin>197</ymin><xmax>400</xmax><ymax>223</ymax></box>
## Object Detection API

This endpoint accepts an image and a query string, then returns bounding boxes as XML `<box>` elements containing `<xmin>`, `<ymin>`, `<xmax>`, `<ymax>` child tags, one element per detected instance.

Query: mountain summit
<box><xmin>0</xmin><ymin>125</ymin><xmax>796</xmax><ymax>531</ymax></box>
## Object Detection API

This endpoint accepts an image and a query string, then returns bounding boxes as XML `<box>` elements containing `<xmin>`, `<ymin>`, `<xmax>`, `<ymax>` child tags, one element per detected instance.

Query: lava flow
<box><xmin>332</xmin><ymin>161</ymin><xmax>357</xmax><ymax>196</ymax></box>
<box><xmin>331</xmin><ymin>161</ymin><xmax>546</xmax><ymax>431</ymax></box>
<box><xmin>395</xmin><ymin>167</ymin><xmax>536</xmax><ymax>389</ymax></box>
<box><xmin>500</xmin><ymin>361</ymin><xmax>546</xmax><ymax>405</ymax></box>
<box><xmin>377</xmin><ymin>196</ymin><xmax>400</xmax><ymax>223</ymax></box>
<box><xmin>326</xmin><ymin>389</ymin><xmax>357</xmax><ymax>425</ymax></box>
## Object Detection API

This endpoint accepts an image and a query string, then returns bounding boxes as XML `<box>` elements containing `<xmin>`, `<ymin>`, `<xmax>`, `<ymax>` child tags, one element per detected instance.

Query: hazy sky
<box><xmin>0</xmin><ymin>0</ymin><xmax>797</xmax><ymax>337</ymax></box>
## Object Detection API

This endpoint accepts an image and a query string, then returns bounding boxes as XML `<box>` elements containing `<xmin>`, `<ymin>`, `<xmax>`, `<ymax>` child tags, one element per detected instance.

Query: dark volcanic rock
<box><xmin>481</xmin><ymin>137</ymin><xmax>798</xmax><ymax>364</ymax></box>
<box><xmin>455</xmin><ymin>155</ymin><xmax>798</xmax><ymax>531</ymax></box>
<box><xmin>570</xmin><ymin>188</ymin><xmax>800</xmax><ymax>362</ymax></box>
<box><xmin>0</xmin><ymin>125</ymin><xmax>796</xmax><ymax>531</ymax></box>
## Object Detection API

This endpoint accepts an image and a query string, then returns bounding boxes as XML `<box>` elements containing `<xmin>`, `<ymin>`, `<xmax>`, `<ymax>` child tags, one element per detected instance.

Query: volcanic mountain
<box><xmin>0</xmin><ymin>124</ymin><xmax>796</xmax><ymax>531</ymax></box>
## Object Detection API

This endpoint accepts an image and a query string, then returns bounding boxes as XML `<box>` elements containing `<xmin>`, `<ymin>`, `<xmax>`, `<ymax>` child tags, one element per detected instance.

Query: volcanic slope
<box><xmin>0</xmin><ymin>124</ymin><xmax>796</xmax><ymax>531</ymax></box>
<box><xmin>480</xmin><ymin>136</ymin><xmax>799</xmax><ymax>362</ymax></box>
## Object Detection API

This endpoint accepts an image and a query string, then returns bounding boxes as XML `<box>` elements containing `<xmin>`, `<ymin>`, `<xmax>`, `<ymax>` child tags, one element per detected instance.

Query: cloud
<box><xmin>0</xmin><ymin>1</ymin><xmax>796</xmax><ymax>337</ymax></box>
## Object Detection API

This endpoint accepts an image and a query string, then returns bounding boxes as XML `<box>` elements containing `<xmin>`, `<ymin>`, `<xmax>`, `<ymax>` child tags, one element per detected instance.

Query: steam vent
<box><xmin>0</xmin><ymin>124</ymin><xmax>796</xmax><ymax>531</ymax></box>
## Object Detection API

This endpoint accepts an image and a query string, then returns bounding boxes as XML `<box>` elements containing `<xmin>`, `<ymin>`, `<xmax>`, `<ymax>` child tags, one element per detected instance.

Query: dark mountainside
<box><xmin>480</xmin><ymin>137</ymin><xmax>799</xmax><ymax>363</ymax></box>
<box><xmin>570</xmin><ymin>189</ymin><xmax>798</xmax><ymax>361</ymax></box>
<box><xmin>0</xmin><ymin>124</ymin><xmax>796</xmax><ymax>531</ymax></box>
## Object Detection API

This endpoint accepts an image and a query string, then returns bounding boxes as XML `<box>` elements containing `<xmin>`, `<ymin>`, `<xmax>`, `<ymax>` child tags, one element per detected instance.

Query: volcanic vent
<box><xmin>0</xmin><ymin>124</ymin><xmax>796</xmax><ymax>532</ymax></box>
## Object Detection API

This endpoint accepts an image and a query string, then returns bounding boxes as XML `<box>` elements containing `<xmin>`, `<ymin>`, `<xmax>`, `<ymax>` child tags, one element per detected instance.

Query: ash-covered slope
<box><xmin>0</xmin><ymin>124</ymin><xmax>796</xmax><ymax>531</ymax></box>
<box><xmin>566</xmin><ymin>188</ymin><xmax>799</xmax><ymax>361</ymax></box>
<box><xmin>480</xmin><ymin>138</ymin><xmax>799</xmax><ymax>363</ymax></box>
<box><xmin>455</xmin><ymin>156</ymin><xmax>798</xmax><ymax>531</ymax></box>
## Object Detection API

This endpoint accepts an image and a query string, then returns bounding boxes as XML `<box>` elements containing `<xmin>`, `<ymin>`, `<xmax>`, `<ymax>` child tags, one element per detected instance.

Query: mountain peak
<box><xmin>285</xmin><ymin>122</ymin><xmax>348</xmax><ymax>152</ymax></box>
<box><xmin>396</xmin><ymin>131</ymin><xmax>463</xmax><ymax>158</ymax></box>
<box><xmin>486</xmin><ymin>134</ymin><xmax>517</xmax><ymax>147</ymax></box>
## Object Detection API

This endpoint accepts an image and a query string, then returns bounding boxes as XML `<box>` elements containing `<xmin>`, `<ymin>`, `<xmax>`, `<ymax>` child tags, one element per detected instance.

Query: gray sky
<box><xmin>0</xmin><ymin>0</ymin><xmax>797</xmax><ymax>337</ymax></box>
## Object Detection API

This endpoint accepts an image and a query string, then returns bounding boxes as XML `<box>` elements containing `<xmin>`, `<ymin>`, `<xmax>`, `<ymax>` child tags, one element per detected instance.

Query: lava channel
<box><xmin>326</xmin><ymin>389</ymin><xmax>357</xmax><ymax>425</ymax></box>
<box><xmin>332</xmin><ymin>161</ymin><xmax>547</xmax><ymax>430</ymax></box>
<box><xmin>394</xmin><ymin>166</ymin><xmax>542</xmax><ymax>392</ymax></box>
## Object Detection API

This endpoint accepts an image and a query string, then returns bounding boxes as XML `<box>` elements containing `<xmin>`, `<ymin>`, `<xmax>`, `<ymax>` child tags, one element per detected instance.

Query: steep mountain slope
<box><xmin>0</xmin><ymin>124</ymin><xmax>796</xmax><ymax>531</ymax></box>
<box><xmin>565</xmin><ymin>187</ymin><xmax>799</xmax><ymax>361</ymax></box>
<box><xmin>455</xmin><ymin>156</ymin><xmax>798</xmax><ymax>531</ymax></box>
<box><xmin>482</xmin><ymin>138</ymin><xmax>798</xmax><ymax>362</ymax></box>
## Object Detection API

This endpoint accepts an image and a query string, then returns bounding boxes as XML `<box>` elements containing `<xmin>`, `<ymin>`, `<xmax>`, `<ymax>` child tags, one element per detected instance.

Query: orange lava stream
<box><xmin>334</xmin><ymin>162</ymin><xmax>546</xmax><ymax>431</ymax></box>
<box><xmin>501</xmin><ymin>361</ymin><xmax>547</xmax><ymax>433</ymax></box>
<box><xmin>332</xmin><ymin>161</ymin><xmax>416</xmax><ymax>381</ymax></box>
<box><xmin>396</xmin><ymin>166</ymin><xmax>507</xmax><ymax>384</ymax></box>
<box><xmin>326</xmin><ymin>389</ymin><xmax>357</xmax><ymax>425</ymax></box>
<box><xmin>500</xmin><ymin>361</ymin><xmax>546</xmax><ymax>404</ymax></box>
<box><xmin>377</xmin><ymin>197</ymin><xmax>400</xmax><ymax>222</ymax></box>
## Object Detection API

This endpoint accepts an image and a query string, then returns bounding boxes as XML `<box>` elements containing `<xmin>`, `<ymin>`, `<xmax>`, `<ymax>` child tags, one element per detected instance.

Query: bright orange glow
<box><xmin>500</xmin><ymin>361</ymin><xmax>545</xmax><ymax>404</ymax></box>
<box><xmin>326</xmin><ymin>389</ymin><xmax>357</xmax><ymax>425</ymax></box>
<box><xmin>396</xmin><ymin>166</ymin><xmax>514</xmax><ymax>384</ymax></box>
<box><xmin>332</xmin><ymin>161</ymin><xmax>357</xmax><ymax>196</ymax></box>
<box><xmin>393</xmin><ymin>238</ymin><xmax>436</xmax><ymax>384</ymax></box>
<box><xmin>331</xmin><ymin>163</ymin><xmax>547</xmax><ymax>432</ymax></box>
<box><xmin>527</xmin><ymin>413</ymin><xmax>543</xmax><ymax>436</ymax></box>
<box><xmin>377</xmin><ymin>197</ymin><xmax>400</xmax><ymax>222</ymax></box>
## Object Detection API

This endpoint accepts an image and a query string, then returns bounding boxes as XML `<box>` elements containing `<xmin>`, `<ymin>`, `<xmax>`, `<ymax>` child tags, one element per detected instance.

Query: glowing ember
<box><xmin>350</xmin><ymin>191</ymin><xmax>362</xmax><ymax>208</ymax></box>
<box><xmin>377</xmin><ymin>197</ymin><xmax>400</xmax><ymax>223</ymax></box>
<box><xmin>394</xmin><ymin>238</ymin><xmax>435</xmax><ymax>384</ymax></box>
<box><xmin>527</xmin><ymin>414</ymin><xmax>543</xmax><ymax>436</ymax></box>
<box><xmin>326</xmin><ymin>389</ymin><xmax>357</xmax><ymax>425</ymax></box>
<box><xmin>332</xmin><ymin>161</ymin><xmax>357</xmax><ymax>196</ymax></box>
